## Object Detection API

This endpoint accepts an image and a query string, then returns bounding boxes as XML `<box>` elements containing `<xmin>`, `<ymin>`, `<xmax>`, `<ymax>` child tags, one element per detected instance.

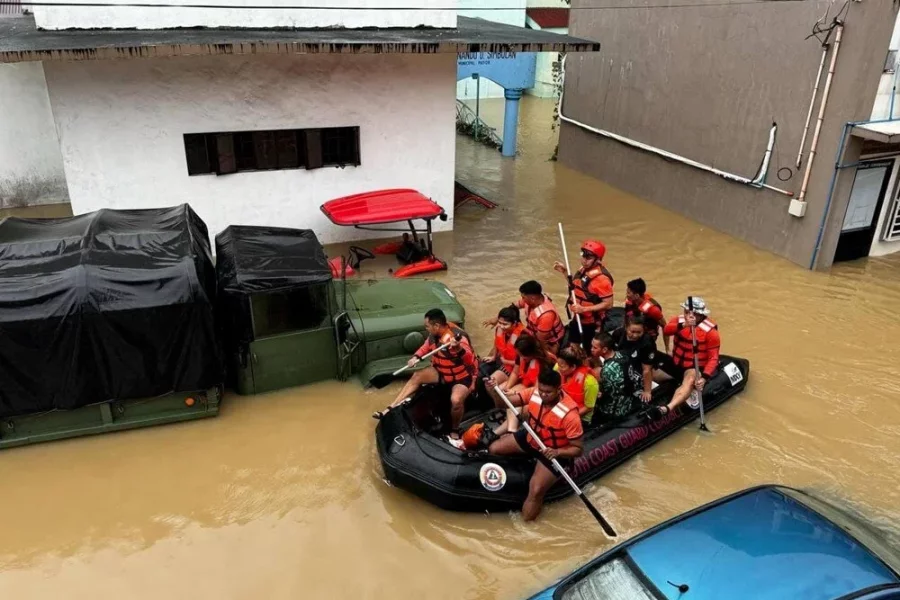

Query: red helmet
<box><xmin>581</xmin><ymin>240</ymin><xmax>606</xmax><ymax>260</ymax></box>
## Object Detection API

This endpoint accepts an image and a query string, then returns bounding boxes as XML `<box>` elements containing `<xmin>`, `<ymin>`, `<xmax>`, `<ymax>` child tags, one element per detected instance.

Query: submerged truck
<box><xmin>215</xmin><ymin>225</ymin><xmax>464</xmax><ymax>394</ymax></box>
<box><xmin>0</xmin><ymin>209</ymin><xmax>464</xmax><ymax>450</ymax></box>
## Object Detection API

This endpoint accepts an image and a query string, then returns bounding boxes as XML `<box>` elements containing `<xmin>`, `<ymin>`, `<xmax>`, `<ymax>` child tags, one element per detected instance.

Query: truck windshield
<box><xmin>560</xmin><ymin>557</ymin><xmax>658</xmax><ymax>600</ymax></box>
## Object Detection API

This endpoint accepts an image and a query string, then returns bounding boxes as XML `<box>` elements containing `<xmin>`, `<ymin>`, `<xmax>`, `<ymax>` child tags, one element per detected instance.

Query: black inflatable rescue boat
<box><xmin>375</xmin><ymin>355</ymin><xmax>750</xmax><ymax>513</ymax></box>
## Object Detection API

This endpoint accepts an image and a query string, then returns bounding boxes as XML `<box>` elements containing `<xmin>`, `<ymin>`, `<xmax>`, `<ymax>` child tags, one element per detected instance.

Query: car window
<box><xmin>559</xmin><ymin>557</ymin><xmax>657</xmax><ymax>600</ymax></box>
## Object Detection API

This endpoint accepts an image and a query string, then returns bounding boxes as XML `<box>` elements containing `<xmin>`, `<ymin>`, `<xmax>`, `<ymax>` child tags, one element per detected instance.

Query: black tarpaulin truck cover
<box><xmin>0</xmin><ymin>204</ymin><xmax>222</xmax><ymax>418</ymax></box>
<box><xmin>214</xmin><ymin>225</ymin><xmax>332</xmax><ymax>352</ymax></box>
<box><xmin>215</xmin><ymin>225</ymin><xmax>332</xmax><ymax>295</ymax></box>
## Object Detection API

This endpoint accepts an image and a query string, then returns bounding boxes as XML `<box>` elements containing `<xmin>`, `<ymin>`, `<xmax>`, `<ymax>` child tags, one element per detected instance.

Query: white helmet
<box><xmin>681</xmin><ymin>296</ymin><xmax>710</xmax><ymax>316</ymax></box>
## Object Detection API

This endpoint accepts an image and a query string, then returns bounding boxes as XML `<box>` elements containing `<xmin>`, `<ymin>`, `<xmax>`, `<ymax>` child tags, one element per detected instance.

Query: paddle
<box><xmin>368</xmin><ymin>341</ymin><xmax>453</xmax><ymax>389</ymax></box>
<box><xmin>558</xmin><ymin>223</ymin><xmax>583</xmax><ymax>335</ymax></box>
<box><xmin>687</xmin><ymin>296</ymin><xmax>710</xmax><ymax>432</ymax></box>
<box><xmin>494</xmin><ymin>387</ymin><xmax>617</xmax><ymax>538</ymax></box>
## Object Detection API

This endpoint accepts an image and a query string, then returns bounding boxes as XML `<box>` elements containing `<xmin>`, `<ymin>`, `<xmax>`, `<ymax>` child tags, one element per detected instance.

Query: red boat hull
<box><xmin>392</xmin><ymin>257</ymin><xmax>447</xmax><ymax>278</ymax></box>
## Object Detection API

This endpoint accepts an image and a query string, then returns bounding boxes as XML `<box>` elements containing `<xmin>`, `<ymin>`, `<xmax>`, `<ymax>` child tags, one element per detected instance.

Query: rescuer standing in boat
<box><xmin>553</xmin><ymin>240</ymin><xmax>614</xmax><ymax>353</ymax></box>
<box><xmin>647</xmin><ymin>297</ymin><xmax>721</xmax><ymax>420</ymax></box>
<box><xmin>487</xmin><ymin>368</ymin><xmax>584</xmax><ymax>521</ymax></box>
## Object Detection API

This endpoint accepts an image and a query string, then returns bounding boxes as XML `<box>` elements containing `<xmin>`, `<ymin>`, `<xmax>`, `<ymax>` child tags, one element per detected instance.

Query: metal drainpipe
<box><xmin>797</xmin><ymin>45</ymin><xmax>829</xmax><ymax>169</ymax></box>
<box><xmin>809</xmin><ymin>117</ymin><xmax>900</xmax><ymax>269</ymax></box>
<box><xmin>796</xmin><ymin>23</ymin><xmax>844</xmax><ymax>209</ymax></box>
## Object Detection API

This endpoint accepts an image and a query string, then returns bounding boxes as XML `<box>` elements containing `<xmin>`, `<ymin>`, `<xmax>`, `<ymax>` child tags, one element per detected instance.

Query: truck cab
<box><xmin>215</xmin><ymin>225</ymin><xmax>465</xmax><ymax>395</ymax></box>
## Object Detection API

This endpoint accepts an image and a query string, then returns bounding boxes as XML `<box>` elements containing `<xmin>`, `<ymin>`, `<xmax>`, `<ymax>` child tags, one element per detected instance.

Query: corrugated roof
<box><xmin>0</xmin><ymin>15</ymin><xmax>599</xmax><ymax>63</ymax></box>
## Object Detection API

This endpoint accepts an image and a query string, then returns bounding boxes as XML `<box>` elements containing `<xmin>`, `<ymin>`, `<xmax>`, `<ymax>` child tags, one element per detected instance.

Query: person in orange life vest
<box><xmin>485</xmin><ymin>334</ymin><xmax>556</xmax><ymax>410</ymax></box>
<box><xmin>479</xmin><ymin>305</ymin><xmax>525</xmax><ymax>386</ymax></box>
<box><xmin>554</xmin><ymin>344</ymin><xmax>598</xmax><ymax>421</ymax></box>
<box><xmin>487</xmin><ymin>368</ymin><xmax>584</xmax><ymax>521</ymax></box>
<box><xmin>647</xmin><ymin>297</ymin><xmax>721</xmax><ymax>421</ymax></box>
<box><xmin>624</xmin><ymin>278</ymin><xmax>669</xmax><ymax>352</ymax></box>
<box><xmin>377</xmin><ymin>309</ymin><xmax>476</xmax><ymax>433</ymax></box>
<box><xmin>553</xmin><ymin>240</ymin><xmax>614</xmax><ymax>353</ymax></box>
<box><xmin>483</xmin><ymin>281</ymin><xmax>565</xmax><ymax>355</ymax></box>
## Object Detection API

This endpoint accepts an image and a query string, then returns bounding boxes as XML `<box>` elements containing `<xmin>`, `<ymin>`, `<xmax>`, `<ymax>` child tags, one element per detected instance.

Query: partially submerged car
<box><xmin>528</xmin><ymin>484</ymin><xmax>900</xmax><ymax>600</ymax></box>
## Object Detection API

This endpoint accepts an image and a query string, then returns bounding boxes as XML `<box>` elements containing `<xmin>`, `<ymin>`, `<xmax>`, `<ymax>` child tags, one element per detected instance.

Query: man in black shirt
<box><xmin>611</xmin><ymin>314</ymin><xmax>656</xmax><ymax>405</ymax></box>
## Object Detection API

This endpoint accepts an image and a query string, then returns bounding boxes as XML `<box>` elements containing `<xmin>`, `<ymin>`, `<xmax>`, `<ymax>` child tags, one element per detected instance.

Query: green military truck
<box><xmin>0</xmin><ymin>210</ymin><xmax>464</xmax><ymax>450</ymax></box>
<box><xmin>0</xmin><ymin>205</ymin><xmax>224</xmax><ymax>450</ymax></box>
<box><xmin>216</xmin><ymin>225</ymin><xmax>465</xmax><ymax>394</ymax></box>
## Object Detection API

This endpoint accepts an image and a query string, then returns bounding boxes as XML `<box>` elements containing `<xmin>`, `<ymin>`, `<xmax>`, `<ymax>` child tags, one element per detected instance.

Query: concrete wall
<box><xmin>0</xmin><ymin>62</ymin><xmax>68</xmax><ymax>208</ymax></box>
<box><xmin>457</xmin><ymin>1</ymin><xmax>527</xmax><ymax>100</ymax></box>
<box><xmin>561</xmin><ymin>0</ymin><xmax>899</xmax><ymax>269</ymax></box>
<box><xmin>33</xmin><ymin>0</ymin><xmax>455</xmax><ymax>30</ymax></box>
<box><xmin>43</xmin><ymin>53</ymin><xmax>457</xmax><ymax>246</ymax></box>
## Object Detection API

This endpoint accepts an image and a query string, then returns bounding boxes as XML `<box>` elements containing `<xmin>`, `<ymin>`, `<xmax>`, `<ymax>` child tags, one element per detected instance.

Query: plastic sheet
<box><xmin>0</xmin><ymin>204</ymin><xmax>222</xmax><ymax>417</ymax></box>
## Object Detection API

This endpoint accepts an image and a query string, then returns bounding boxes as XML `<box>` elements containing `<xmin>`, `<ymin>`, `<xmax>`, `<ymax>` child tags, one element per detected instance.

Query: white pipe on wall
<box><xmin>556</xmin><ymin>57</ymin><xmax>794</xmax><ymax>198</ymax></box>
<box><xmin>796</xmin><ymin>23</ymin><xmax>844</xmax><ymax>208</ymax></box>
<box><xmin>797</xmin><ymin>45</ymin><xmax>829</xmax><ymax>169</ymax></box>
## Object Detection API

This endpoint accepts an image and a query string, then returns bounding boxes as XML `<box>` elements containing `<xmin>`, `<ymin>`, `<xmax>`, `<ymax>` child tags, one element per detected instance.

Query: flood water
<box><xmin>3</xmin><ymin>97</ymin><xmax>900</xmax><ymax>599</ymax></box>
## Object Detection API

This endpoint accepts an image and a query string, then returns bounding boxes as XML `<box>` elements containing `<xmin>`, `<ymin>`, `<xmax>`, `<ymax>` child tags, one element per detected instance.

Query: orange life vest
<box><xmin>560</xmin><ymin>365</ymin><xmax>592</xmax><ymax>410</ymax></box>
<box><xmin>429</xmin><ymin>325</ymin><xmax>475</xmax><ymax>384</ymax></box>
<box><xmin>525</xmin><ymin>391</ymin><xmax>580</xmax><ymax>450</ymax></box>
<box><xmin>494</xmin><ymin>322</ymin><xmax>524</xmax><ymax>373</ymax></box>
<box><xmin>570</xmin><ymin>265</ymin><xmax>614</xmax><ymax>325</ymax></box>
<box><xmin>671</xmin><ymin>316</ymin><xmax>718</xmax><ymax>370</ymax></box>
<box><xmin>526</xmin><ymin>295</ymin><xmax>565</xmax><ymax>345</ymax></box>
<box><xmin>518</xmin><ymin>356</ymin><xmax>546</xmax><ymax>388</ymax></box>
<box><xmin>625</xmin><ymin>294</ymin><xmax>663</xmax><ymax>339</ymax></box>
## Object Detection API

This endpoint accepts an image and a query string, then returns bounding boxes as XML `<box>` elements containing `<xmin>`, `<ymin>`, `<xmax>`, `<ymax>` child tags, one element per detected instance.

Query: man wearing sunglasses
<box><xmin>553</xmin><ymin>240</ymin><xmax>615</xmax><ymax>352</ymax></box>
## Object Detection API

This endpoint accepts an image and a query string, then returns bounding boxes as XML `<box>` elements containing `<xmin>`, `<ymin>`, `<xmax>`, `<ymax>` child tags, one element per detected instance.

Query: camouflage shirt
<box><xmin>596</xmin><ymin>351</ymin><xmax>639</xmax><ymax>420</ymax></box>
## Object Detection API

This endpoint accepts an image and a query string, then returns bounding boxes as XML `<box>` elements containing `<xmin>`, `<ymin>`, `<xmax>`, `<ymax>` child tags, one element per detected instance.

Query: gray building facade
<box><xmin>560</xmin><ymin>0</ymin><xmax>900</xmax><ymax>269</ymax></box>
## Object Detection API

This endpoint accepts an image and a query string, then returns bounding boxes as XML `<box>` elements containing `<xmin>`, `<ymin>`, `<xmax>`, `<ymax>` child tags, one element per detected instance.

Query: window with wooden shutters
<box><xmin>182</xmin><ymin>127</ymin><xmax>358</xmax><ymax>176</ymax></box>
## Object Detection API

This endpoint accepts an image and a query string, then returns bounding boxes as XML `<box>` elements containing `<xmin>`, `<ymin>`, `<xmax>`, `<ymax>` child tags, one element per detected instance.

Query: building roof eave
<box><xmin>0</xmin><ymin>15</ymin><xmax>600</xmax><ymax>64</ymax></box>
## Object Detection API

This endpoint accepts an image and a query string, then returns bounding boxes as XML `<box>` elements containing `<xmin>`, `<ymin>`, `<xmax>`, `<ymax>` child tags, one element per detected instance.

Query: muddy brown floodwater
<box><xmin>3</xmin><ymin>98</ymin><xmax>900</xmax><ymax>600</ymax></box>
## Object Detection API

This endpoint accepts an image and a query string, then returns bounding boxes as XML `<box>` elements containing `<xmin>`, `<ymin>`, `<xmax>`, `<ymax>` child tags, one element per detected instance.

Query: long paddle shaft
<box><xmin>494</xmin><ymin>387</ymin><xmax>617</xmax><ymax>538</ymax></box>
<box><xmin>369</xmin><ymin>341</ymin><xmax>454</xmax><ymax>389</ymax></box>
<box><xmin>558</xmin><ymin>223</ymin><xmax>583</xmax><ymax>335</ymax></box>
<box><xmin>394</xmin><ymin>341</ymin><xmax>452</xmax><ymax>376</ymax></box>
<box><xmin>688</xmin><ymin>297</ymin><xmax>709</xmax><ymax>432</ymax></box>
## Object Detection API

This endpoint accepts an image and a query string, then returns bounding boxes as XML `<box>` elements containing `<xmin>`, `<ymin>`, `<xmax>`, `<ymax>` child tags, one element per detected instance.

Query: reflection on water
<box><xmin>2</xmin><ymin>98</ymin><xmax>900</xmax><ymax>599</ymax></box>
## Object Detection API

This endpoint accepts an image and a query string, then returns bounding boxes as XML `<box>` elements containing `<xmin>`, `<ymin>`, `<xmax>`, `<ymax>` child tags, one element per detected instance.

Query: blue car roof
<box><xmin>626</xmin><ymin>487</ymin><xmax>899</xmax><ymax>600</ymax></box>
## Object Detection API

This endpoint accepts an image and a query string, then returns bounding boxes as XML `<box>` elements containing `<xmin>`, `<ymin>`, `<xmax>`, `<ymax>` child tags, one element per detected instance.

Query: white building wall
<box><xmin>871</xmin><ymin>11</ymin><xmax>900</xmax><ymax>120</ymax></box>
<box><xmin>33</xmin><ymin>0</ymin><xmax>455</xmax><ymax>30</ymax></box>
<box><xmin>0</xmin><ymin>62</ymin><xmax>69</xmax><ymax>208</ymax></box>
<box><xmin>527</xmin><ymin>27</ymin><xmax>566</xmax><ymax>98</ymax></box>
<box><xmin>525</xmin><ymin>0</ymin><xmax>568</xmax><ymax>7</ymax></box>
<box><xmin>456</xmin><ymin>1</ymin><xmax>526</xmax><ymax>100</ymax></box>
<box><xmin>869</xmin><ymin>158</ymin><xmax>900</xmax><ymax>257</ymax></box>
<box><xmin>43</xmin><ymin>52</ymin><xmax>457</xmax><ymax>246</ymax></box>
